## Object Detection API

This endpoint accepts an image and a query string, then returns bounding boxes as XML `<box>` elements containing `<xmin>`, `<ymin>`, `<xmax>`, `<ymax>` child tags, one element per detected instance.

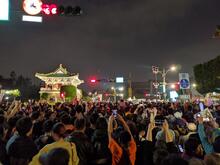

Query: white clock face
<box><xmin>23</xmin><ymin>0</ymin><xmax>42</xmax><ymax>15</ymax></box>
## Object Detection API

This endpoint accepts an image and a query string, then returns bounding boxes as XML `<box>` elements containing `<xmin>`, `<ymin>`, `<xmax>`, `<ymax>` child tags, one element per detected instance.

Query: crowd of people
<box><xmin>0</xmin><ymin>99</ymin><xmax>220</xmax><ymax>165</ymax></box>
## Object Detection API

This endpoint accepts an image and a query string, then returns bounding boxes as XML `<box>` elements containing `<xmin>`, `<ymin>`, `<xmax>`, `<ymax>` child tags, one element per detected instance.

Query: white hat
<box><xmin>187</xmin><ymin>123</ymin><xmax>197</xmax><ymax>132</ymax></box>
<box><xmin>174</xmin><ymin>111</ymin><xmax>182</xmax><ymax>119</ymax></box>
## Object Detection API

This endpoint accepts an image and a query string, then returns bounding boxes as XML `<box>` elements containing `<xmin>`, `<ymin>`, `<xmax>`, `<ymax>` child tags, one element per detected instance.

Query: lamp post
<box><xmin>158</xmin><ymin>66</ymin><xmax>176</xmax><ymax>100</ymax></box>
<box><xmin>152</xmin><ymin>66</ymin><xmax>176</xmax><ymax>100</ymax></box>
<box><xmin>111</xmin><ymin>87</ymin><xmax>117</xmax><ymax>103</ymax></box>
<box><xmin>111</xmin><ymin>86</ymin><xmax>124</xmax><ymax>102</ymax></box>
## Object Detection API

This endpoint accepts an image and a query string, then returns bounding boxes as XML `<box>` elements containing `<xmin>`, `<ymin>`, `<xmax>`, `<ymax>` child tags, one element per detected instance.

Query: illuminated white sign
<box><xmin>22</xmin><ymin>15</ymin><xmax>42</xmax><ymax>22</ymax></box>
<box><xmin>116</xmin><ymin>77</ymin><xmax>124</xmax><ymax>83</ymax></box>
<box><xmin>0</xmin><ymin>0</ymin><xmax>9</xmax><ymax>21</ymax></box>
<box><xmin>23</xmin><ymin>0</ymin><xmax>42</xmax><ymax>15</ymax></box>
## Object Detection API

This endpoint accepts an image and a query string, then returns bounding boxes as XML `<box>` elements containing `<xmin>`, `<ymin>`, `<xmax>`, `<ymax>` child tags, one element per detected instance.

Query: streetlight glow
<box><xmin>170</xmin><ymin>84</ymin><xmax>175</xmax><ymax>89</ymax></box>
<box><xmin>192</xmin><ymin>83</ymin><xmax>197</xmax><ymax>88</ymax></box>
<box><xmin>170</xmin><ymin>66</ymin><xmax>176</xmax><ymax>71</ymax></box>
<box><xmin>119</xmin><ymin>87</ymin><xmax>124</xmax><ymax>91</ymax></box>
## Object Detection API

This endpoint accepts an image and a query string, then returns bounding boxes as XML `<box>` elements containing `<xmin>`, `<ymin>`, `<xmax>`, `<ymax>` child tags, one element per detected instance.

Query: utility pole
<box><xmin>162</xmin><ymin>68</ymin><xmax>167</xmax><ymax>100</ymax></box>
<box><xmin>128</xmin><ymin>73</ymin><xmax>132</xmax><ymax>98</ymax></box>
<box><xmin>152</xmin><ymin>65</ymin><xmax>177</xmax><ymax>101</ymax></box>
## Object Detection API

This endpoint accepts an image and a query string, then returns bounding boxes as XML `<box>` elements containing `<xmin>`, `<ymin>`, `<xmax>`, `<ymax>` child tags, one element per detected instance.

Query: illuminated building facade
<box><xmin>35</xmin><ymin>64</ymin><xmax>84</xmax><ymax>102</ymax></box>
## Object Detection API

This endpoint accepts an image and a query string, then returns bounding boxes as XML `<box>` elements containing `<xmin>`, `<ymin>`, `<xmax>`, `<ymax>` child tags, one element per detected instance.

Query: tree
<box><xmin>40</xmin><ymin>93</ymin><xmax>49</xmax><ymax>100</ymax></box>
<box><xmin>10</xmin><ymin>71</ymin><xmax>16</xmax><ymax>80</ymax></box>
<box><xmin>10</xmin><ymin>71</ymin><xmax>16</xmax><ymax>87</ymax></box>
<box><xmin>15</xmin><ymin>75</ymin><xmax>39</xmax><ymax>100</ymax></box>
<box><xmin>194</xmin><ymin>55</ymin><xmax>220</xmax><ymax>94</ymax></box>
<box><xmin>60</xmin><ymin>85</ymin><xmax>77</xmax><ymax>102</ymax></box>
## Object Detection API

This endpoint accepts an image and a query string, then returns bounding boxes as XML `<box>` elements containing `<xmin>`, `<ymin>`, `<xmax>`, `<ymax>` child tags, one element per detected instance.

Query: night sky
<box><xmin>1</xmin><ymin>0</ymin><xmax>220</xmax><ymax>84</ymax></box>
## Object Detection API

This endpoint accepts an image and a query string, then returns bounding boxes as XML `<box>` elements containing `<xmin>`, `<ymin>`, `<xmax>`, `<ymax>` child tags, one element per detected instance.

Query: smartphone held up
<box><xmin>112</xmin><ymin>110</ymin><xmax>117</xmax><ymax>118</ymax></box>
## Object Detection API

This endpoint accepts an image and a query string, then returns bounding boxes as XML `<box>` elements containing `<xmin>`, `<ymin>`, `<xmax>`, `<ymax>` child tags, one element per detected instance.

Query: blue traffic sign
<box><xmin>180</xmin><ymin>79</ymin><xmax>190</xmax><ymax>89</ymax></box>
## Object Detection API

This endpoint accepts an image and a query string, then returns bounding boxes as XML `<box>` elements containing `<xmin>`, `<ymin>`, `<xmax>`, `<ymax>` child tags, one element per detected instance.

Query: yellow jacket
<box><xmin>29</xmin><ymin>139</ymin><xmax>79</xmax><ymax>165</ymax></box>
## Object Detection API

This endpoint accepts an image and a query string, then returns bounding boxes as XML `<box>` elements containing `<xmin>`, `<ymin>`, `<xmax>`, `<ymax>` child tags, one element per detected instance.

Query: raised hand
<box><xmin>197</xmin><ymin>116</ymin><xmax>203</xmax><ymax>124</ymax></box>
<box><xmin>162</xmin><ymin>120</ymin><xmax>169</xmax><ymax>131</ymax></box>
<box><xmin>148</xmin><ymin>122</ymin><xmax>155</xmax><ymax>131</ymax></box>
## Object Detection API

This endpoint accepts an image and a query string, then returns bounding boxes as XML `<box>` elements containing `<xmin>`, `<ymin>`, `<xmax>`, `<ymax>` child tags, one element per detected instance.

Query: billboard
<box><xmin>0</xmin><ymin>0</ymin><xmax>9</xmax><ymax>21</ymax></box>
<box><xmin>116</xmin><ymin>77</ymin><xmax>124</xmax><ymax>83</ymax></box>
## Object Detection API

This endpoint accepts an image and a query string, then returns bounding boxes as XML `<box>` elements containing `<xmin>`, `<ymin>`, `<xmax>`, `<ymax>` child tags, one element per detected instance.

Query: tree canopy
<box><xmin>0</xmin><ymin>72</ymin><xmax>39</xmax><ymax>100</ymax></box>
<box><xmin>193</xmin><ymin>56</ymin><xmax>220</xmax><ymax>94</ymax></box>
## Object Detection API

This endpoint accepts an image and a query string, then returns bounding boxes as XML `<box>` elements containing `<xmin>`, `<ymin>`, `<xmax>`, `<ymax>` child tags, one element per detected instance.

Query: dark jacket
<box><xmin>0</xmin><ymin>139</ymin><xmax>8</xmax><ymax>165</ymax></box>
<box><xmin>8</xmin><ymin>135</ymin><xmax>38</xmax><ymax>165</ymax></box>
<box><xmin>35</xmin><ymin>134</ymin><xmax>54</xmax><ymax>150</ymax></box>
<box><xmin>32</xmin><ymin>121</ymin><xmax>44</xmax><ymax>140</ymax></box>
<box><xmin>67</xmin><ymin>131</ymin><xmax>94</xmax><ymax>165</ymax></box>
<box><xmin>91</xmin><ymin>129</ymin><xmax>112</xmax><ymax>165</ymax></box>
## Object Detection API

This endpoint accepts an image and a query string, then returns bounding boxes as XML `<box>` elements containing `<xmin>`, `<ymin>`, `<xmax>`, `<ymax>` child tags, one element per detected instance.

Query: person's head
<box><xmin>96</xmin><ymin>117</ymin><xmax>107</xmax><ymax>130</ymax></box>
<box><xmin>52</xmin><ymin>122</ymin><xmax>66</xmax><ymax>141</ymax></box>
<box><xmin>16</xmin><ymin>117</ymin><xmax>33</xmax><ymax>137</ymax></box>
<box><xmin>213</xmin><ymin>136</ymin><xmax>220</xmax><ymax>153</ymax></box>
<box><xmin>8</xmin><ymin>116</ymin><xmax>21</xmax><ymax>129</ymax></box>
<box><xmin>156</xmin><ymin>129</ymin><xmax>175</xmax><ymax>142</ymax></box>
<box><xmin>43</xmin><ymin>120</ymin><xmax>54</xmax><ymax>133</ymax></box>
<box><xmin>31</xmin><ymin>111</ymin><xmax>40</xmax><ymax>121</ymax></box>
<box><xmin>204</xmin><ymin>153</ymin><xmax>220</xmax><ymax>165</ymax></box>
<box><xmin>187</xmin><ymin>123</ymin><xmax>197</xmax><ymax>132</ymax></box>
<box><xmin>60</xmin><ymin>114</ymin><xmax>71</xmax><ymax>125</ymax></box>
<box><xmin>153</xmin><ymin>149</ymin><xmax>169</xmax><ymax>165</ymax></box>
<box><xmin>189</xmin><ymin>158</ymin><xmax>205</xmax><ymax>165</ymax></box>
<box><xmin>74</xmin><ymin>118</ymin><xmax>86</xmax><ymax>132</ymax></box>
<box><xmin>89</xmin><ymin>113</ymin><xmax>99</xmax><ymax>128</ymax></box>
<box><xmin>174</xmin><ymin>119</ymin><xmax>188</xmax><ymax>135</ymax></box>
<box><xmin>75</xmin><ymin>105</ymin><xmax>83</xmax><ymax>114</ymax></box>
<box><xmin>39</xmin><ymin>147</ymin><xmax>69</xmax><ymax>165</ymax></box>
<box><xmin>119</xmin><ymin>130</ymin><xmax>131</xmax><ymax>148</ymax></box>
<box><xmin>161</xmin><ymin>154</ymin><xmax>188</xmax><ymax>165</ymax></box>
<box><xmin>127</xmin><ymin>120</ymin><xmax>138</xmax><ymax>138</ymax></box>
<box><xmin>174</xmin><ymin>111</ymin><xmax>183</xmax><ymax>119</ymax></box>
<box><xmin>5</xmin><ymin>115</ymin><xmax>22</xmax><ymax>140</ymax></box>
<box><xmin>184</xmin><ymin>138</ymin><xmax>203</xmax><ymax>158</ymax></box>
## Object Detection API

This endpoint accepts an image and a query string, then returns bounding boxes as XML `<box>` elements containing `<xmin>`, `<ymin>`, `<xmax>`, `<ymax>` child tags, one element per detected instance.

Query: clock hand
<box><xmin>31</xmin><ymin>3</ymin><xmax>37</xmax><ymax>8</ymax></box>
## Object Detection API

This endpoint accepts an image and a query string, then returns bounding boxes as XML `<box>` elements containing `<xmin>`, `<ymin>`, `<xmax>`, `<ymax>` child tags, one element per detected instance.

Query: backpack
<box><xmin>118</xmin><ymin>148</ymin><xmax>131</xmax><ymax>165</ymax></box>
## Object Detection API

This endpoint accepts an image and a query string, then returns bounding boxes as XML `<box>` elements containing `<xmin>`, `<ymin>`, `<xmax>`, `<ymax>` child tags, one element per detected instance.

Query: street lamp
<box><xmin>158</xmin><ymin>65</ymin><xmax>177</xmax><ymax>100</ymax></box>
<box><xmin>111</xmin><ymin>87</ymin><xmax>116</xmax><ymax>103</ymax></box>
<box><xmin>192</xmin><ymin>83</ymin><xmax>197</xmax><ymax>88</ymax></box>
<box><xmin>170</xmin><ymin>66</ymin><xmax>176</xmax><ymax>71</ymax></box>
